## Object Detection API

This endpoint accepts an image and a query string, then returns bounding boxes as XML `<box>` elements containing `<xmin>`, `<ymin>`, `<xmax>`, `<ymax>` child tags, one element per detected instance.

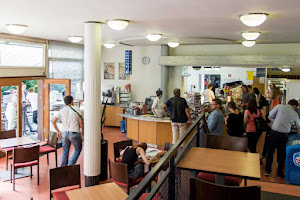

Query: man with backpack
<box><xmin>52</xmin><ymin>95</ymin><xmax>84</xmax><ymax>166</ymax></box>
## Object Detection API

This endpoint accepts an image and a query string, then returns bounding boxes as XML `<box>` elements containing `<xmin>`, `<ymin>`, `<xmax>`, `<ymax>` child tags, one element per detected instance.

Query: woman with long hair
<box><xmin>121</xmin><ymin>143</ymin><xmax>156</xmax><ymax>180</ymax></box>
<box><xmin>244</xmin><ymin>99</ymin><xmax>265</xmax><ymax>153</ymax></box>
<box><xmin>225</xmin><ymin>102</ymin><xmax>244</xmax><ymax>137</ymax></box>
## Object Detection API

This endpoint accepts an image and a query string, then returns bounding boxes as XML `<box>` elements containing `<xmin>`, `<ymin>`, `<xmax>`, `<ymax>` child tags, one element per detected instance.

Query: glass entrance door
<box><xmin>44</xmin><ymin>79</ymin><xmax>70</xmax><ymax>141</ymax></box>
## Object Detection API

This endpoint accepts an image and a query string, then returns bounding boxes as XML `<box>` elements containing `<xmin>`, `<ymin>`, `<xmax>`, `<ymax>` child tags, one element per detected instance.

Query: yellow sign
<box><xmin>247</xmin><ymin>71</ymin><xmax>253</xmax><ymax>80</ymax></box>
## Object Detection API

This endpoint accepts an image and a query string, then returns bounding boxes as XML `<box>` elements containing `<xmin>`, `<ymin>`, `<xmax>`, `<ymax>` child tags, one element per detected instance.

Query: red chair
<box><xmin>197</xmin><ymin>135</ymin><xmax>248</xmax><ymax>186</ymax></box>
<box><xmin>109</xmin><ymin>158</ymin><xmax>146</xmax><ymax>194</ymax></box>
<box><xmin>39</xmin><ymin>131</ymin><xmax>58</xmax><ymax>167</ymax></box>
<box><xmin>0</xmin><ymin>130</ymin><xmax>16</xmax><ymax>170</ymax></box>
<box><xmin>49</xmin><ymin>165</ymin><xmax>81</xmax><ymax>200</ymax></box>
<box><xmin>10</xmin><ymin>145</ymin><xmax>40</xmax><ymax>191</ymax></box>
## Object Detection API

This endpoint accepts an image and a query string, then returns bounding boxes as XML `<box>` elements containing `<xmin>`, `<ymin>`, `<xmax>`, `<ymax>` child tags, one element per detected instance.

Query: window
<box><xmin>0</xmin><ymin>41</ymin><xmax>45</xmax><ymax>67</ymax></box>
<box><xmin>49</xmin><ymin>41</ymin><xmax>84</xmax><ymax>97</ymax></box>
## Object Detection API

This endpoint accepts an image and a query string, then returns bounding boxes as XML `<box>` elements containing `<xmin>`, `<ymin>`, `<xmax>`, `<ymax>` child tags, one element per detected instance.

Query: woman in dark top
<box><xmin>225</xmin><ymin>102</ymin><xmax>244</xmax><ymax>137</ymax></box>
<box><xmin>121</xmin><ymin>143</ymin><xmax>155</xmax><ymax>180</ymax></box>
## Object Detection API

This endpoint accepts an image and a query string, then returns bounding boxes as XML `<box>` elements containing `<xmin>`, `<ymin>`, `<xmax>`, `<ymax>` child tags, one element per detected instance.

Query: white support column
<box><xmin>84</xmin><ymin>22</ymin><xmax>102</xmax><ymax>186</ymax></box>
<box><xmin>161</xmin><ymin>45</ymin><xmax>169</xmax><ymax>102</ymax></box>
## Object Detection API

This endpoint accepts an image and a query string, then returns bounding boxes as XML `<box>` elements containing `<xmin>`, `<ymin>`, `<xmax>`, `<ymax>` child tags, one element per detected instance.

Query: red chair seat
<box><xmin>1</xmin><ymin>147</ymin><xmax>14</xmax><ymax>152</ymax></box>
<box><xmin>11</xmin><ymin>160</ymin><xmax>38</xmax><ymax>168</ymax></box>
<box><xmin>197</xmin><ymin>172</ymin><xmax>241</xmax><ymax>186</ymax></box>
<box><xmin>139</xmin><ymin>193</ymin><xmax>149</xmax><ymax>200</ymax></box>
<box><xmin>39</xmin><ymin>145</ymin><xmax>55</xmax><ymax>154</ymax></box>
<box><xmin>52</xmin><ymin>191</ymin><xmax>69</xmax><ymax>200</ymax></box>
<box><xmin>52</xmin><ymin>187</ymin><xmax>78</xmax><ymax>200</ymax></box>
<box><xmin>111</xmin><ymin>176</ymin><xmax>144</xmax><ymax>187</ymax></box>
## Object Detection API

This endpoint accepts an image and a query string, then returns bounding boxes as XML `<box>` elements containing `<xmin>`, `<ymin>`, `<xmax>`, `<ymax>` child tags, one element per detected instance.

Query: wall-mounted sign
<box><xmin>256</xmin><ymin>68</ymin><xmax>266</xmax><ymax>77</ymax></box>
<box><xmin>125</xmin><ymin>50</ymin><xmax>132</xmax><ymax>75</ymax></box>
<box><xmin>247</xmin><ymin>71</ymin><xmax>253</xmax><ymax>80</ymax></box>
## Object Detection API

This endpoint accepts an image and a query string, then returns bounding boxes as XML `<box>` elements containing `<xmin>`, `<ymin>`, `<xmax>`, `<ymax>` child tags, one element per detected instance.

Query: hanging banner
<box><xmin>247</xmin><ymin>71</ymin><xmax>253</xmax><ymax>80</ymax></box>
<box><xmin>125</xmin><ymin>50</ymin><xmax>132</xmax><ymax>75</ymax></box>
<box><xmin>256</xmin><ymin>68</ymin><xmax>266</xmax><ymax>78</ymax></box>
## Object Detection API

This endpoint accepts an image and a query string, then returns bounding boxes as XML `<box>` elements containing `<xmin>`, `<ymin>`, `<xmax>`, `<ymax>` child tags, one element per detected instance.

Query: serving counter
<box><xmin>119</xmin><ymin>114</ymin><xmax>173</xmax><ymax>146</ymax></box>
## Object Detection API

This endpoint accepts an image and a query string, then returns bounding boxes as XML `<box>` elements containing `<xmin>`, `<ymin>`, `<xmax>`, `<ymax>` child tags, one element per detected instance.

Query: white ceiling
<box><xmin>1</xmin><ymin>0</ymin><xmax>300</xmax><ymax>45</ymax></box>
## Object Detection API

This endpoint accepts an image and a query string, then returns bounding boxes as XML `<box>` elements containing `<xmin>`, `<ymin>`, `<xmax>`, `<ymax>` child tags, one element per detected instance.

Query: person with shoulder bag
<box><xmin>244</xmin><ymin>99</ymin><xmax>266</xmax><ymax>153</ymax></box>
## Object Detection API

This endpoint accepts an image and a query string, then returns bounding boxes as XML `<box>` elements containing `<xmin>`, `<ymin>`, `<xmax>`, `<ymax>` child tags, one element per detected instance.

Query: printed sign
<box><xmin>247</xmin><ymin>71</ymin><xmax>253</xmax><ymax>80</ymax></box>
<box><xmin>256</xmin><ymin>68</ymin><xmax>266</xmax><ymax>78</ymax></box>
<box><xmin>125</xmin><ymin>50</ymin><xmax>132</xmax><ymax>75</ymax></box>
<box><xmin>293</xmin><ymin>152</ymin><xmax>300</xmax><ymax>167</ymax></box>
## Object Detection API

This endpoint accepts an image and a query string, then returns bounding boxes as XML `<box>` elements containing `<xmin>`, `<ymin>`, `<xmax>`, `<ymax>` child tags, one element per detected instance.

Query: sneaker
<box><xmin>264</xmin><ymin>171</ymin><xmax>270</xmax><ymax>176</ymax></box>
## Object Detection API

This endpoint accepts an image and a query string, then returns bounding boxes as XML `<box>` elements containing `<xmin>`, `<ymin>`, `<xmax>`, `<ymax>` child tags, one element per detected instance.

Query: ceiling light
<box><xmin>214</xmin><ymin>67</ymin><xmax>221</xmax><ymax>70</ymax></box>
<box><xmin>68</xmin><ymin>36</ymin><xmax>83</xmax><ymax>43</ymax></box>
<box><xmin>6</xmin><ymin>24</ymin><xmax>27</xmax><ymax>34</ymax></box>
<box><xmin>146</xmin><ymin>34</ymin><xmax>162</xmax><ymax>41</ymax></box>
<box><xmin>281</xmin><ymin>67</ymin><xmax>291</xmax><ymax>72</ymax></box>
<box><xmin>242</xmin><ymin>40</ymin><xmax>256</xmax><ymax>47</ymax></box>
<box><xmin>107</xmin><ymin>19</ymin><xmax>129</xmax><ymax>30</ymax></box>
<box><xmin>241</xmin><ymin>32</ymin><xmax>261</xmax><ymax>40</ymax></box>
<box><xmin>103</xmin><ymin>43</ymin><xmax>115</xmax><ymax>48</ymax></box>
<box><xmin>167</xmin><ymin>42</ymin><xmax>180</xmax><ymax>48</ymax></box>
<box><xmin>182</xmin><ymin>73</ymin><xmax>191</xmax><ymax>77</ymax></box>
<box><xmin>239</xmin><ymin>13</ymin><xmax>268</xmax><ymax>27</ymax></box>
<box><xmin>204</xmin><ymin>67</ymin><xmax>212</xmax><ymax>71</ymax></box>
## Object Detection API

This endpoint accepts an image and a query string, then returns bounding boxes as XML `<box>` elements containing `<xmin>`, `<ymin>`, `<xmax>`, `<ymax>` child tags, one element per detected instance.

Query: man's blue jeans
<box><xmin>61</xmin><ymin>131</ymin><xmax>82</xmax><ymax>166</ymax></box>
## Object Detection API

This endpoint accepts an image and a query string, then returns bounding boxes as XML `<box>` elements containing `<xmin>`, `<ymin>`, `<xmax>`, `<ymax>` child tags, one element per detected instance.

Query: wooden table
<box><xmin>177</xmin><ymin>147</ymin><xmax>261</xmax><ymax>184</ymax></box>
<box><xmin>66</xmin><ymin>182</ymin><xmax>128</xmax><ymax>200</ymax></box>
<box><xmin>0</xmin><ymin>137</ymin><xmax>37</xmax><ymax>149</ymax></box>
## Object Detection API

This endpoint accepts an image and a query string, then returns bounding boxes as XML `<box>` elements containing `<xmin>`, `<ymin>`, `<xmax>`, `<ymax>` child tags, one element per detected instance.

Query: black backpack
<box><xmin>259</xmin><ymin>94</ymin><xmax>269</xmax><ymax>108</ymax></box>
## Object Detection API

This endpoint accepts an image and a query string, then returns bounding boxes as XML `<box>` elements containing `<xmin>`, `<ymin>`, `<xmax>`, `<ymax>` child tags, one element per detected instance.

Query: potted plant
<box><xmin>99</xmin><ymin>100</ymin><xmax>108</xmax><ymax>181</ymax></box>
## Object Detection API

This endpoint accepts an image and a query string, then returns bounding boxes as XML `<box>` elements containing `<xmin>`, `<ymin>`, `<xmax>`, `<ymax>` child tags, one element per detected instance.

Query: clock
<box><xmin>142</xmin><ymin>57</ymin><xmax>150</xmax><ymax>65</ymax></box>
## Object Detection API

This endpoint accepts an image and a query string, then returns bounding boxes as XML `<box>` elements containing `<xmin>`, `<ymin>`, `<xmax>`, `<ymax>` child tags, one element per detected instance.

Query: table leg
<box><xmin>215</xmin><ymin>174</ymin><xmax>225</xmax><ymax>185</ymax></box>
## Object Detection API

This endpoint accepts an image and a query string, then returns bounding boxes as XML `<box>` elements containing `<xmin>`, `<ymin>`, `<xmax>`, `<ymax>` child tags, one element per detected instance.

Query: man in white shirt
<box><xmin>201</xmin><ymin>84</ymin><xmax>215</xmax><ymax>104</ymax></box>
<box><xmin>52</xmin><ymin>95</ymin><xmax>84</xmax><ymax>166</ymax></box>
<box><xmin>152</xmin><ymin>90</ymin><xmax>165</xmax><ymax>117</ymax></box>
<box><xmin>26</xmin><ymin>88</ymin><xmax>38</xmax><ymax>125</ymax></box>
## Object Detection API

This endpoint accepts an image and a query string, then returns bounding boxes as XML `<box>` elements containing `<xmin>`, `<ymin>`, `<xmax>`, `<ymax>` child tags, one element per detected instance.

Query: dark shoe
<box><xmin>264</xmin><ymin>170</ymin><xmax>271</xmax><ymax>176</ymax></box>
<box><xmin>30</xmin><ymin>130</ymin><xmax>37</xmax><ymax>132</ymax></box>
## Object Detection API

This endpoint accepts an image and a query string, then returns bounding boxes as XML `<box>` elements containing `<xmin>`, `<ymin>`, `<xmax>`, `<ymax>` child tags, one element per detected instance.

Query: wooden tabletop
<box><xmin>66</xmin><ymin>182</ymin><xmax>128</xmax><ymax>200</ymax></box>
<box><xmin>0</xmin><ymin>137</ymin><xmax>37</xmax><ymax>149</ymax></box>
<box><xmin>177</xmin><ymin>147</ymin><xmax>261</xmax><ymax>180</ymax></box>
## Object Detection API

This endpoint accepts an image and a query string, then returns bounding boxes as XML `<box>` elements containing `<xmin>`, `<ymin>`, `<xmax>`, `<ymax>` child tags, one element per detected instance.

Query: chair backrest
<box><xmin>113</xmin><ymin>140</ymin><xmax>133</xmax><ymax>161</ymax></box>
<box><xmin>47</xmin><ymin>131</ymin><xmax>58</xmax><ymax>148</ymax></box>
<box><xmin>0</xmin><ymin>130</ymin><xmax>16</xmax><ymax>140</ymax></box>
<box><xmin>13</xmin><ymin>145</ymin><xmax>39</xmax><ymax>164</ymax></box>
<box><xmin>190</xmin><ymin>178</ymin><xmax>261</xmax><ymax>200</ymax></box>
<box><xmin>206</xmin><ymin>135</ymin><xmax>248</xmax><ymax>152</ymax></box>
<box><xmin>108</xmin><ymin>158</ymin><xmax>129</xmax><ymax>184</ymax></box>
<box><xmin>49</xmin><ymin>165</ymin><xmax>81</xmax><ymax>191</ymax></box>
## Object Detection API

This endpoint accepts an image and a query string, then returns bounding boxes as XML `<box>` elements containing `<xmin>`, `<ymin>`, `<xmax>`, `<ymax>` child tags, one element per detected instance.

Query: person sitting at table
<box><xmin>120</xmin><ymin>143</ymin><xmax>156</xmax><ymax>180</ymax></box>
<box><xmin>225</xmin><ymin>102</ymin><xmax>244</xmax><ymax>137</ymax></box>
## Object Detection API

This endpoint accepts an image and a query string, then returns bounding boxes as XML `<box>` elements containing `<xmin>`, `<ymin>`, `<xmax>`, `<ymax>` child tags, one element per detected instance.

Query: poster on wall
<box><xmin>246</xmin><ymin>71</ymin><xmax>253</xmax><ymax>80</ymax></box>
<box><xmin>125</xmin><ymin>50</ymin><xmax>132</xmax><ymax>75</ymax></box>
<box><xmin>104</xmin><ymin>63</ymin><xmax>115</xmax><ymax>79</ymax></box>
<box><xmin>119</xmin><ymin>63</ymin><xmax>130</xmax><ymax>80</ymax></box>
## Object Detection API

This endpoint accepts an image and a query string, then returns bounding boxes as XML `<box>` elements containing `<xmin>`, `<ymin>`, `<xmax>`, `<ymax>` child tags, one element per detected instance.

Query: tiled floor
<box><xmin>0</xmin><ymin>127</ymin><xmax>299</xmax><ymax>200</ymax></box>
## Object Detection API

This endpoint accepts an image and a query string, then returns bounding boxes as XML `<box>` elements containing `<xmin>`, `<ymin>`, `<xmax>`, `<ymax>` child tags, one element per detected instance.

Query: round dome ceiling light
<box><xmin>107</xmin><ymin>19</ymin><xmax>129</xmax><ymax>31</ymax></box>
<box><xmin>6</xmin><ymin>24</ymin><xmax>27</xmax><ymax>34</ymax></box>
<box><xmin>242</xmin><ymin>40</ymin><xmax>256</xmax><ymax>47</ymax></box>
<box><xmin>68</xmin><ymin>36</ymin><xmax>83</xmax><ymax>43</ymax></box>
<box><xmin>146</xmin><ymin>33</ymin><xmax>162</xmax><ymax>41</ymax></box>
<box><xmin>239</xmin><ymin>13</ymin><xmax>268</xmax><ymax>27</ymax></box>
<box><xmin>167</xmin><ymin>42</ymin><xmax>180</xmax><ymax>48</ymax></box>
<box><xmin>241</xmin><ymin>31</ymin><xmax>261</xmax><ymax>40</ymax></box>
<box><xmin>214</xmin><ymin>67</ymin><xmax>221</xmax><ymax>71</ymax></box>
<box><xmin>103</xmin><ymin>43</ymin><xmax>116</xmax><ymax>48</ymax></box>
<box><xmin>281</xmin><ymin>67</ymin><xmax>291</xmax><ymax>72</ymax></box>
<box><xmin>204</xmin><ymin>67</ymin><xmax>212</xmax><ymax>71</ymax></box>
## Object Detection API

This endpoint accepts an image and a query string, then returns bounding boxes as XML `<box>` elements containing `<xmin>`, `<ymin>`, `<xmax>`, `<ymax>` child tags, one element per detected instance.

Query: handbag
<box><xmin>255</xmin><ymin>110</ymin><xmax>268</xmax><ymax>132</ymax></box>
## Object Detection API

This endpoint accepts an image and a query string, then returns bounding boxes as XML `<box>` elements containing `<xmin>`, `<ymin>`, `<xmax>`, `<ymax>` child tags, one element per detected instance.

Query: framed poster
<box><xmin>119</xmin><ymin>63</ymin><xmax>130</xmax><ymax>80</ymax></box>
<box><xmin>104</xmin><ymin>63</ymin><xmax>115</xmax><ymax>79</ymax></box>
